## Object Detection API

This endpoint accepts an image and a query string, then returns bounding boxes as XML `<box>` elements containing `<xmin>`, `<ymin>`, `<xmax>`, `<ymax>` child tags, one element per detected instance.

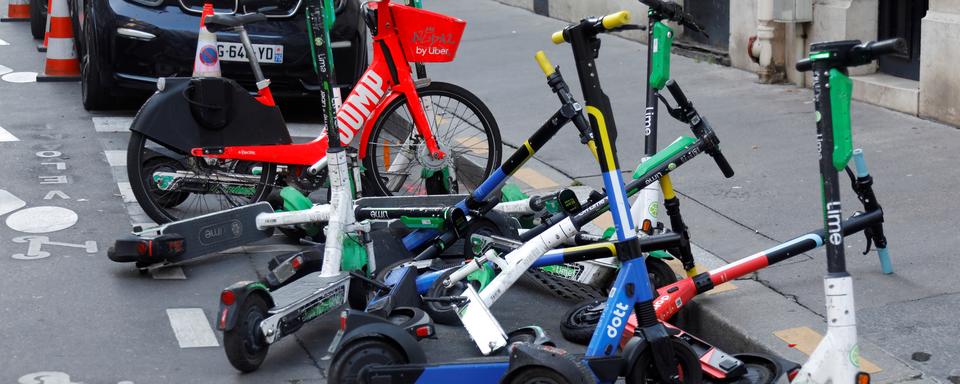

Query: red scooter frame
<box><xmin>192</xmin><ymin>0</ymin><xmax>461</xmax><ymax>165</ymax></box>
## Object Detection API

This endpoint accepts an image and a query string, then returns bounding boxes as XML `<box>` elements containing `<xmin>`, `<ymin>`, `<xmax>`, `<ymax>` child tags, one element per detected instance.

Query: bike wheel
<box><xmin>363</xmin><ymin>82</ymin><xmax>501</xmax><ymax>196</ymax></box>
<box><xmin>127</xmin><ymin>131</ymin><xmax>278</xmax><ymax>224</ymax></box>
<box><xmin>329</xmin><ymin>337</ymin><xmax>409</xmax><ymax>384</ymax></box>
<box><xmin>223</xmin><ymin>294</ymin><xmax>270</xmax><ymax>372</ymax></box>
<box><xmin>559</xmin><ymin>258</ymin><xmax>679</xmax><ymax>345</ymax></box>
<box><xmin>626</xmin><ymin>338</ymin><xmax>703</xmax><ymax>383</ymax></box>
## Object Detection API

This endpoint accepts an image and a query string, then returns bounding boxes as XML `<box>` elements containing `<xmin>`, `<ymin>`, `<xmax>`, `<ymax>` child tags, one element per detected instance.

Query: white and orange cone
<box><xmin>36</xmin><ymin>0</ymin><xmax>79</xmax><ymax>81</ymax></box>
<box><xmin>37</xmin><ymin>0</ymin><xmax>51</xmax><ymax>52</ymax></box>
<box><xmin>1</xmin><ymin>0</ymin><xmax>30</xmax><ymax>22</ymax></box>
<box><xmin>193</xmin><ymin>3</ymin><xmax>221</xmax><ymax>77</ymax></box>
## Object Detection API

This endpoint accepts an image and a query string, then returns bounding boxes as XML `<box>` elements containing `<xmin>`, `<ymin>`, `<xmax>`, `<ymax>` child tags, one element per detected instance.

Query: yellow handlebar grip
<box><xmin>551</xmin><ymin>30</ymin><xmax>566</xmax><ymax>44</ymax></box>
<box><xmin>601</xmin><ymin>10</ymin><xmax>631</xmax><ymax>30</ymax></box>
<box><xmin>535</xmin><ymin>51</ymin><xmax>556</xmax><ymax>77</ymax></box>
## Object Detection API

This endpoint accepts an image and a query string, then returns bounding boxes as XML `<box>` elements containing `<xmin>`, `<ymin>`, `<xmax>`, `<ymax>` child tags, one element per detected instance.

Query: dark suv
<box><xmin>69</xmin><ymin>0</ymin><xmax>367</xmax><ymax>110</ymax></box>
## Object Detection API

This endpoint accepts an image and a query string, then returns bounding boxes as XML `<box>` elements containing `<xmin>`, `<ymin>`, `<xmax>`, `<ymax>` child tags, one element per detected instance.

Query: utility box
<box><xmin>773</xmin><ymin>0</ymin><xmax>813</xmax><ymax>22</ymax></box>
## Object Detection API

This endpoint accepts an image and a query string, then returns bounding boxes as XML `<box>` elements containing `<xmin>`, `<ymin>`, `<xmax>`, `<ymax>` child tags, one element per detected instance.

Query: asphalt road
<box><xmin>1</xmin><ymin>0</ymin><xmax>959</xmax><ymax>382</ymax></box>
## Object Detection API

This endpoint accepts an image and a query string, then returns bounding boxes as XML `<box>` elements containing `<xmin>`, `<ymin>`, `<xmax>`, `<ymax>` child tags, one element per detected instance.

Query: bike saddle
<box><xmin>204</xmin><ymin>13</ymin><xmax>268</xmax><ymax>31</ymax></box>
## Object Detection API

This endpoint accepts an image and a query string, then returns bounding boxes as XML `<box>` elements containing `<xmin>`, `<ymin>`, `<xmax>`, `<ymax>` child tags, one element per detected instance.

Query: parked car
<box><xmin>68</xmin><ymin>0</ymin><xmax>368</xmax><ymax>110</ymax></box>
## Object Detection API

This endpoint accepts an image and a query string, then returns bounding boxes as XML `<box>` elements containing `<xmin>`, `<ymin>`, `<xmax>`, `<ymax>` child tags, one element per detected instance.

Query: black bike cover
<box><xmin>130</xmin><ymin>77</ymin><xmax>293</xmax><ymax>153</ymax></box>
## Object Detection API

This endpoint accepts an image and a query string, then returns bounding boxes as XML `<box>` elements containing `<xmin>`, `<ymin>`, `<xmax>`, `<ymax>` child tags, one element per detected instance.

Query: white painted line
<box><xmin>0</xmin><ymin>189</ymin><xmax>26</xmax><ymax>216</ymax></box>
<box><xmin>0</xmin><ymin>64</ymin><xmax>12</xmax><ymax>76</ymax></box>
<box><xmin>0</xmin><ymin>126</ymin><xmax>19</xmax><ymax>142</ymax></box>
<box><xmin>0</xmin><ymin>38</ymin><xmax>8</xmax><ymax>46</ymax></box>
<box><xmin>92</xmin><ymin>117</ymin><xmax>133</xmax><ymax>133</ymax></box>
<box><xmin>1</xmin><ymin>72</ymin><xmax>37</xmax><ymax>83</ymax></box>
<box><xmin>104</xmin><ymin>150</ymin><xmax>126</xmax><ymax>167</ymax></box>
<box><xmin>5</xmin><ymin>206</ymin><xmax>78</xmax><ymax>233</ymax></box>
<box><xmin>166</xmin><ymin>308</ymin><xmax>220</xmax><ymax>348</ymax></box>
<box><xmin>150</xmin><ymin>266</ymin><xmax>186</xmax><ymax>280</ymax></box>
<box><xmin>117</xmin><ymin>182</ymin><xmax>137</xmax><ymax>203</ymax></box>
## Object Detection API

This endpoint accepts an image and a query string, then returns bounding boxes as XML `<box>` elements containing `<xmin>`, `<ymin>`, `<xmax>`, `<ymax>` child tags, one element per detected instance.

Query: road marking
<box><xmin>166</xmin><ymin>308</ymin><xmax>220</xmax><ymax>348</ymax></box>
<box><xmin>2</xmin><ymin>71</ymin><xmax>37</xmax><ymax>83</ymax></box>
<box><xmin>117</xmin><ymin>182</ymin><xmax>138</xmax><ymax>203</ymax></box>
<box><xmin>0</xmin><ymin>64</ymin><xmax>12</xmax><ymax>76</ymax></box>
<box><xmin>43</xmin><ymin>190</ymin><xmax>69</xmax><ymax>200</ymax></box>
<box><xmin>150</xmin><ymin>266</ymin><xmax>186</xmax><ymax>280</ymax></box>
<box><xmin>0</xmin><ymin>38</ymin><xmax>8</xmax><ymax>45</ymax></box>
<box><xmin>514</xmin><ymin>168</ymin><xmax>559</xmax><ymax>190</ymax></box>
<box><xmin>0</xmin><ymin>189</ymin><xmax>26</xmax><ymax>216</ymax></box>
<box><xmin>104</xmin><ymin>150</ymin><xmax>126</xmax><ymax>167</ymax></box>
<box><xmin>774</xmin><ymin>326</ymin><xmax>882</xmax><ymax>373</ymax></box>
<box><xmin>12</xmin><ymin>235</ymin><xmax>98</xmax><ymax>260</ymax></box>
<box><xmin>0</xmin><ymin>126</ymin><xmax>19</xmax><ymax>142</ymax></box>
<box><xmin>5</xmin><ymin>206</ymin><xmax>78</xmax><ymax>233</ymax></box>
<box><xmin>92</xmin><ymin>116</ymin><xmax>133</xmax><ymax>133</ymax></box>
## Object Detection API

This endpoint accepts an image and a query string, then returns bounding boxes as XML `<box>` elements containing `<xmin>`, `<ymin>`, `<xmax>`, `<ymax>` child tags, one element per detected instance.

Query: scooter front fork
<box><xmin>792</xmin><ymin>275</ymin><xmax>861</xmax><ymax>384</ymax></box>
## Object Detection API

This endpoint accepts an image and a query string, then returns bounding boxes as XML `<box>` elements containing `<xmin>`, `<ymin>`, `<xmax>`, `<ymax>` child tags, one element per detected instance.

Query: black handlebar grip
<box><xmin>529</xmin><ymin>196</ymin><xmax>546</xmax><ymax>212</ymax></box>
<box><xmin>711</xmin><ymin>150</ymin><xmax>735</xmax><ymax>178</ymax></box>
<box><xmin>664</xmin><ymin>79</ymin><xmax>689</xmax><ymax>108</ymax></box>
<box><xmin>795</xmin><ymin>58</ymin><xmax>812</xmax><ymax>72</ymax></box>
<box><xmin>858</xmin><ymin>38</ymin><xmax>906</xmax><ymax>56</ymax></box>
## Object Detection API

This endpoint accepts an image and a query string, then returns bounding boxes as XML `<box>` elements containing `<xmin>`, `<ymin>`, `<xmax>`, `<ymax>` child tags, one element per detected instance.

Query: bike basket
<box><xmin>390</xmin><ymin>3</ymin><xmax>465</xmax><ymax>63</ymax></box>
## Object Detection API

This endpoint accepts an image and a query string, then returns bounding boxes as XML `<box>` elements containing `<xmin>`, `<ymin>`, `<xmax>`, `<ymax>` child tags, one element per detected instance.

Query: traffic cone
<box><xmin>193</xmin><ymin>3</ymin><xmax>221</xmax><ymax>77</ymax></box>
<box><xmin>37</xmin><ymin>0</ymin><xmax>51</xmax><ymax>52</ymax></box>
<box><xmin>1</xmin><ymin>0</ymin><xmax>30</xmax><ymax>22</ymax></box>
<box><xmin>36</xmin><ymin>0</ymin><xmax>79</xmax><ymax>82</ymax></box>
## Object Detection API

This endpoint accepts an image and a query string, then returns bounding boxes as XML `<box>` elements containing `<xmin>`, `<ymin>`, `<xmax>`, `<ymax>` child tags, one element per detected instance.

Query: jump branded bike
<box><xmin>124</xmin><ymin>0</ymin><xmax>501</xmax><ymax>224</ymax></box>
<box><xmin>327</xmin><ymin>11</ymin><xmax>745</xmax><ymax>384</ymax></box>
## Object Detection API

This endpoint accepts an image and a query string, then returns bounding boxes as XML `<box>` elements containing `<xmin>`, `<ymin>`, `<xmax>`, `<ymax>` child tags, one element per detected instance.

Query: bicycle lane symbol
<box><xmin>0</xmin><ymin>148</ymin><xmax>98</xmax><ymax>260</ymax></box>
<box><xmin>18</xmin><ymin>371</ymin><xmax>135</xmax><ymax>384</ymax></box>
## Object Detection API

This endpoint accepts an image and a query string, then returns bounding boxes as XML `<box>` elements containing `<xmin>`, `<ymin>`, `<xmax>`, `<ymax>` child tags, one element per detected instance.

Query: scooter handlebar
<box><xmin>552</xmin><ymin>10</ymin><xmax>631</xmax><ymax>44</ymax></box>
<box><xmin>535</xmin><ymin>51</ymin><xmax>556</xmax><ymax>77</ymax></box>
<box><xmin>665</xmin><ymin>79</ymin><xmax>734</xmax><ymax>178</ymax></box>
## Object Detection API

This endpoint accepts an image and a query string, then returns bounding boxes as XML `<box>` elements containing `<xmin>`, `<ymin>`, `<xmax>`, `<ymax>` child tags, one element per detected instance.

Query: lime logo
<box><xmin>816</xmin><ymin>111</ymin><xmax>822</xmax><ymax>122</ymax></box>
<box><xmin>648</xmin><ymin>201</ymin><xmax>659</xmax><ymax>217</ymax></box>
<box><xmin>849</xmin><ymin>344</ymin><xmax>861</xmax><ymax>367</ymax></box>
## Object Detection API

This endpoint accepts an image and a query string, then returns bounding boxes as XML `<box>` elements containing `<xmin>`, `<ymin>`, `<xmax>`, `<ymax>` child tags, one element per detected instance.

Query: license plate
<box><xmin>217</xmin><ymin>42</ymin><xmax>284</xmax><ymax>64</ymax></box>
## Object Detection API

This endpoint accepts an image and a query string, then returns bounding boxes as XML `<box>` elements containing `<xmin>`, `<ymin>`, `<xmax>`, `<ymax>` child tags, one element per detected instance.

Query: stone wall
<box><xmin>920</xmin><ymin>0</ymin><xmax>960</xmax><ymax>126</ymax></box>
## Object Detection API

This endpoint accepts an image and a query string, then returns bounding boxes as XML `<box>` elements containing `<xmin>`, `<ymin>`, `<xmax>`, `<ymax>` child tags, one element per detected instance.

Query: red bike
<box><xmin>126</xmin><ymin>0</ymin><xmax>502</xmax><ymax>223</ymax></box>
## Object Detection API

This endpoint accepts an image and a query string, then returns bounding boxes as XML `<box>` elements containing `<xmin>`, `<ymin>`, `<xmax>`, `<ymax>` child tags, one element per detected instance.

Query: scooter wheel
<box><xmin>328</xmin><ymin>337</ymin><xmax>408</xmax><ymax>384</ymax></box>
<box><xmin>626</xmin><ymin>338</ymin><xmax>703</xmax><ymax>383</ymax></box>
<box><xmin>505</xmin><ymin>366</ymin><xmax>578</xmax><ymax>384</ymax></box>
<box><xmin>423</xmin><ymin>267</ymin><xmax>479</xmax><ymax>325</ymax></box>
<box><xmin>223</xmin><ymin>294</ymin><xmax>270</xmax><ymax>372</ymax></box>
<box><xmin>559</xmin><ymin>298</ymin><xmax>604</xmax><ymax>345</ymax></box>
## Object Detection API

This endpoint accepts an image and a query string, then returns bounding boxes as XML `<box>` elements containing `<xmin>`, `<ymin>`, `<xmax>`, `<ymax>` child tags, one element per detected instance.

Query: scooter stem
<box><xmin>792</xmin><ymin>276</ymin><xmax>860</xmax><ymax>384</ymax></box>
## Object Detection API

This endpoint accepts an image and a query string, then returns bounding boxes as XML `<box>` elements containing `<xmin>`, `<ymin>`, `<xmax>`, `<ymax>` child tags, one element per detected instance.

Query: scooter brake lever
<box><xmin>657</xmin><ymin>93</ymin><xmax>687</xmax><ymax>122</ymax></box>
<box><xmin>349</xmin><ymin>271</ymin><xmax>391</xmax><ymax>291</ymax></box>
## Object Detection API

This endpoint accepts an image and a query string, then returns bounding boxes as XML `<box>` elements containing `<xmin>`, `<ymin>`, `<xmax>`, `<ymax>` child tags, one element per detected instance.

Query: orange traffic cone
<box><xmin>192</xmin><ymin>3</ymin><xmax>221</xmax><ymax>77</ymax></box>
<box><xmin>36</xmin><ymin>0</ymin><xmax>79</xmax><ymax>81</ymax></box>
<box><xmin>37</xmin><ymin>0</ymin><xmax>51</xmax><ymax>52</ymax></box>
<box><xmin>1</xmin><ymin>0</ymin><xmax>30</xmax><ymax>22</ymax></box>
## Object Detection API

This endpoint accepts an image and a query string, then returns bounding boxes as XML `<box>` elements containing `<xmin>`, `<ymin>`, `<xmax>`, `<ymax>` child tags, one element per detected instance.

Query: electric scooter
<box><xmin>328</xmin><ymin>11</ymin><xmax>737</xmax><ymax>383</ymax></box>
<box><xmin>125</xmin><ymin>0</ymin><xmax>502</xmax><ymax>224</ymax></box>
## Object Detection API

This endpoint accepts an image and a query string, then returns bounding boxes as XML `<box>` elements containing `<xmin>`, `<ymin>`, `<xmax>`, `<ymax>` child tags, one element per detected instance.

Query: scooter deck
<box><xmin>261</xmin><ymin>272</ymin><xmax>351</xmax><ymax>343</ymax></box>
<box><xmin>154</xmin><ymin>202</ymin><xmax>275</xmax><ymax>263</ymax></box>
<box><xmin>270</xmin><ymin>272</ymin><xmax>350</xmax><ymax>310</ymax></box>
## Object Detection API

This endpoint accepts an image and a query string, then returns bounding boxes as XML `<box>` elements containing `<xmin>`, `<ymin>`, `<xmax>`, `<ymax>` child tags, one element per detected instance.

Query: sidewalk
<box><xmin>428</xmin><ymin>0</ymin><xmax>960</xmax><ymax>382</ymax></box>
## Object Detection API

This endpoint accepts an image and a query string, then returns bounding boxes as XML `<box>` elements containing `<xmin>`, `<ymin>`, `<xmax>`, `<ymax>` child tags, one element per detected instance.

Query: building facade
<box><xmin>497</xmin><ymin>0</ymin><xmax>960</xmax><ymax>127</ymax></box>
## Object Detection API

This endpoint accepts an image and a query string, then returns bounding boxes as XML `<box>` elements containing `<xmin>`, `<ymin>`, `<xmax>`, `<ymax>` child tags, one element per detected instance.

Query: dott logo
<box><xmin>605</xmin><ymin>301</ymin><xmax>631</xmax><ymax>338</ymax></box>
<box><xmin>337</xmin><ymin>71</ymin><xmax>386</xmax><ymax>143</ymax></box>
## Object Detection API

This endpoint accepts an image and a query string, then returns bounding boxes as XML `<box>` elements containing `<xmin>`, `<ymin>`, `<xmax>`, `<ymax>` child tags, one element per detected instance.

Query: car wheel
<box><xmin>30</xmin><ymin>0</ymin><xmax>48</xmax><ymax>39</ymax></box>
<box><xmin>80</xmin><ymin>17</ymin><xmax>116</xmax><ymax>110</ymax></box>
